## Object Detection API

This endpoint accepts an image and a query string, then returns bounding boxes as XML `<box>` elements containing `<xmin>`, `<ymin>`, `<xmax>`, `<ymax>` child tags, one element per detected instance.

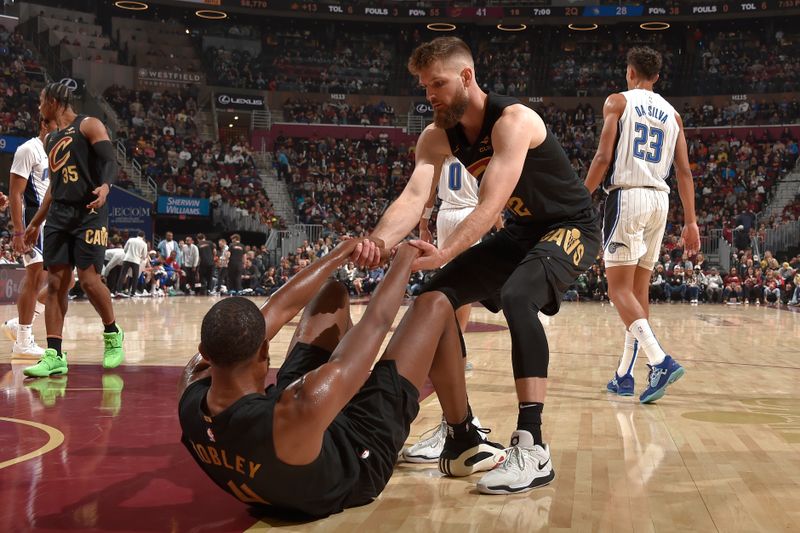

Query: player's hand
<box><xmin>681</xmin><ymin>222</ymin><xmax>701</xmax><ymax>256</ymax></box>
<box><xmin>0</xmin><ymin>192</ymin><xmax>8</xmax><ymax>211</ymax></box>
<box><xmin>351</xmin><ymin>236</ymin><xmax>386</xmax><ymax>268</ymax></box>
<box><xmin>393</xmin><ymin>242</ymin><xmax>423</xmax><ymax>265</ymax></box>
<box><xmin>408</xmin><ymin>239</ymin><xmax>446</xmax><ymax>271</ymax></box>
<box><xmin>87</xmin><ymin>184</ymin><xmax>110</xmax><ymax>210</ymax></box>
<box><xmin>12</xmin><ymin>234</ymin><xmax>29</xmax><ymax>255</ymax></box>
<box><xmin>419</xmin><ymin>224</ymin><xmax>433</xmax><ymax>244</ymax></box>
<box><xmin>24</xmin><ymin>223</ymin><xmax>41</xmax><ymax>248</ymax></box>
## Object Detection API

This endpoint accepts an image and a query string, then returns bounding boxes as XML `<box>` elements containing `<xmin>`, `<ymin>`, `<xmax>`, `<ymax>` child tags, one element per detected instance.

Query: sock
<box><xmin>33</xmin><ymin>301</ymin><xmax>45</xmax><ymax>322</ymax></box>
<box><xmin>447</xmin><ymin>404</ymin><xmax>475</xmax><ymax>438</ymax></box>
<box><xmin>47</xmin><ymin>336</ymin><xmax>63</xmax><ymax>357</ymax></box>
<box><xmin>17</xmin><ymin>324</ymin><xmax>32</xmax><ymax>346</ymax></box>
<box><xmin>616</xmin><ymin>331</ymin><xmax>639</xmax><ymax>376</ymax></box>
<box><xmin>629</xmin><ymin>318</ymin><xmax>667</xmax><ymax>366</ymax></box>
<box><xmin>6</xmin><ymin>317</ymin><xmax>18</xmax><ymax>329</ymax></box>
<box><xmin>517</xmin><ymin>402</ymin><xmax>544</xmax><ymax>445</ymax></box>
<box><xmin>104</xmin><ymin>322</ymin><xmax>119</xmax><ymax>334</ymax></box>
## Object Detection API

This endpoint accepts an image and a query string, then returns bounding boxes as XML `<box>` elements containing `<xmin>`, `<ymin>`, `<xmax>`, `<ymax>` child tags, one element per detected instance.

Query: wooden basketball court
<box><xmin>1</xmin><ymin>297</ymin><xmax>798</xmax><ymax>532</ymax></box>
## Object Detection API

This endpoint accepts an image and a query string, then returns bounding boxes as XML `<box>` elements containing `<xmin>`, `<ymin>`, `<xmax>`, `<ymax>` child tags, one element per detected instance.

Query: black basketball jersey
<box><xmin>46</xmin><ymin>115</ymin><xmax>103</xmax><ymax>206</ymax></box>
<box><xmin>228</xmin><ymin>243</ymin><xmax>245</xmax><ymax>269</ymax></box>
<box><xmin>198</xmin><ymin>241</ymin><xmax>215</xmax><ymax>266</ymax></box>
<box><xmin>445</xmin><ymin>93</ymin><xmax>592</xmax><ymax>223</ymax></box>
<box><xmin>179</xmin><ymin>377</ymin><xmax>362</xmax><ymax>517</ymax></box>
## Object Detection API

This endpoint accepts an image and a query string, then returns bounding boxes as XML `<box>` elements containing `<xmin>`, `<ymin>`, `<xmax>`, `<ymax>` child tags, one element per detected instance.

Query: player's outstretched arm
<box><xmin>353</xmin><ymin>126</ymin><xmax>444</xmax><ymax>267</ymax></box>
<box><xmin>272</xmin><ymin>244</ymin><xmax>420</xmax><ymax>465</ymax></box>
<box><xmin>584</xmin><ymin>93</ymin><xmax>626</xmax><ymax>194</ymax></box>
<box><xmin>260</xmin><ymin>238</ymin><xmax>361</xmax><ymax>341</ymax></box>
<box><xmin>673</xmin><ymin>113</ymin><xmax>700</xmax><ymax>255</ymax></box>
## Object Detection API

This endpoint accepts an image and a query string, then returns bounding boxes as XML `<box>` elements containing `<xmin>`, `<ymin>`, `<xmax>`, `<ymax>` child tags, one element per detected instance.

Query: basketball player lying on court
<box><xmin>177</xmin><ymin>238</ymin><xmax>499</xmax><ymax>517</ymax></box>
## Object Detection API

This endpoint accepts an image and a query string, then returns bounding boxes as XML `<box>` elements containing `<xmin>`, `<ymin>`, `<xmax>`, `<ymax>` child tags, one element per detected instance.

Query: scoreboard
<box><xmin>180</xmin><ymin>0</ymin><xmax>800</xmax><ymax>19</ymax></box>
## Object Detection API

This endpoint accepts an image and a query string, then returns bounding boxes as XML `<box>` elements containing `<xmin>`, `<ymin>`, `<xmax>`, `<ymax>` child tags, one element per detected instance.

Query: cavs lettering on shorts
<box><xmin>541</xmin><ymin>227</ymin><xmax>585</xmax><ymax>266</ymax></box>
<box><xmin>85</xmin><ymin>226</ymin><xmax>108</xmax><ymax>247</ymax></box>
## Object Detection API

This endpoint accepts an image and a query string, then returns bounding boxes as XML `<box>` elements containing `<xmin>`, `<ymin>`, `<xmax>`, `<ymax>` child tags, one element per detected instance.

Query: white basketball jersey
<box><xmin>438</xmin><ymin>156</ymin><xmax>479</xmax><ymax>209</ymax></box>
<box><xmin>10</xmin><ymin>137</ymin><xmax>50</xmax><ymax>209</ymax></box>
<box><xmin>605</xmin><ymin>89</ymin><xmax>678</xmax><ymax>193</ymax></box>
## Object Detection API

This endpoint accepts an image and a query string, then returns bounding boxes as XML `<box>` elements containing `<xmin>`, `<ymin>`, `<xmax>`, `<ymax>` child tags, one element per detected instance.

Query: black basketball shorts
<box><xmin>275</xmin><ymin>342</ymin><xmax>419</xmax><ymax>507</ymax></box>
<box><xmin>44</xmin><ymin>202</ymin><xmax>108</xmax><ymax>273</ymax></box>
<box><xmin>422</xmin><ymin>208</ymin><xmax>602</xmax><ymax>315</ymax></box>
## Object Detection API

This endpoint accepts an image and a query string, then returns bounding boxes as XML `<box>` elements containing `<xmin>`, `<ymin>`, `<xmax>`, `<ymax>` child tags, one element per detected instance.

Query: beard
<box><xmin>433</xmin><ymin>87</ymin><xmax>468</xmax><ymax>129</ymax></box>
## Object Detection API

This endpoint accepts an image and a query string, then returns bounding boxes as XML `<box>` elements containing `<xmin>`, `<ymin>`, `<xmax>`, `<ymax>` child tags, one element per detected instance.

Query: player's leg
<box><xmin>478</xmin><ymin>218</ymin><xmax>600</xmax><ymax>495</ymax></box>
<box><xmin>454</xmin><ymin>305</ymin><xmax>471</xmax><ymax>333</ymax></box>
<box><xmin>23</xmin><ymin>264</ymin><xmax>71</xmax><ymax>378</ymax></box>
<box><xmin>13</xmin><ymin>261</ymin><xmax>47</xmax><ymax>356</ymax></box>
<box><xmin>407</xmin><ymin>233</ymin><xmax>521</xmax><ymax>471</ymax></box>
<box><xmin>272</xmin><ymin>279</ymin><xmax>353</xmax><ymax>392</ymax></box>
<box><xmin>75</xmin><ymin>215</ymin><xmax>124</xmax><ymax>369</ymax></box>
<box><xmin>381</xmin><ymin>290</ymin><xmax>506</xmax><ymax>474</ymax></box>
<box><xmin>625</xmin><ymin>191</ymin><xmax>683</xmax><ymax>403</ymax></box>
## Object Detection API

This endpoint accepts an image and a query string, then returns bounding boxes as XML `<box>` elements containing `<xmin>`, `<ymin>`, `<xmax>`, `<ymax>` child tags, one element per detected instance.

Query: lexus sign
<box><xmin>414</xmin><ymin>102</ymin><xmax>433</xmax><ymax>116</ymax></box>
<box><xmin>216</xmin><ymin>92</ymin><xmax>265</xmax><ymax>110</ymax></box>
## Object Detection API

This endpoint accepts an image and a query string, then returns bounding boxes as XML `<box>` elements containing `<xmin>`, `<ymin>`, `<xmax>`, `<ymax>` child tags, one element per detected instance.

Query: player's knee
<box><xmin>500</xmin><ymin>279</ymin><xmax>535</xmax><ymax>316</ymax></box>
<box><xmin>318</xmin><ymin>279</ymin><xmax>350</xmax><ymax>308</ymax></box>
<box><xmin>414</xmin><ymin>290</ymin><xmax>452</xmax><ymax>314</ymax></box>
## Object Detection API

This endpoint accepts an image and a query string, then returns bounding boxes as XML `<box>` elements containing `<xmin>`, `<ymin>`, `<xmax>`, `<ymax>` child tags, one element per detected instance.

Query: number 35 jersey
<box><xmin>46</xmin><ymin>115</ymin><xmax>104</xmax><ymax>206</ymax></box>
<box><xmin>444</xmin><ymin>92</ymin><xmax>592</xmax><ymax>224</ymax></box>
<box><xmin>605</xmin><ymin>89</ymin><xmax>678</xmax><ymax>194</ymax></box>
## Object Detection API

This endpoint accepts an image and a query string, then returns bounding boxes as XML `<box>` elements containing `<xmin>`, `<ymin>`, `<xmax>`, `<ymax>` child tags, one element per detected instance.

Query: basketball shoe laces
<box><xmin>499</xmin><ymin>441</ymin><xmax>545</xmax><ymax>473</ymax></box>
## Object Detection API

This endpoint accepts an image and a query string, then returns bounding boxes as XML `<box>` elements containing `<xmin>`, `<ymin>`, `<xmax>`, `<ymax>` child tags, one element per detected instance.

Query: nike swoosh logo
<box><xmin>538</xmin><ymin>459</ymin><xmax>549</xmax><ymax>470</ymax></box>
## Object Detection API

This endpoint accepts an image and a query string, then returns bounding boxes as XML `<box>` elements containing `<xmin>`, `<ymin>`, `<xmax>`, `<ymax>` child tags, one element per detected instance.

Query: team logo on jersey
<box><xmin>207</xmin><ymin>428</ymin><xmax>216</xmax><ymax>442</ymax></box>
<box><xmin>542</xmin><ymin>227</ymin><xmax>585</xmax><ymax>266</ymax></box>
<box><xmin>607</xmin><ymin>241</ymin><xmax>628</xmax><ymax>253</ymax></box>
<box><xmin>467</xmin><ymin>156</ymin><xmax>491</xmax><ymax>180</ymax></box>
<box><xmin>49</xmin><ymin>136</ymin><xmax>73</xmax><ymax>173</ymax></box>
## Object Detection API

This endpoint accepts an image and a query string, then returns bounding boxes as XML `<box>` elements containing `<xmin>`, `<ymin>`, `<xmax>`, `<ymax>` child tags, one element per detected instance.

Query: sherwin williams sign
<box><xmin>157</xmin><ymin>196</ymin><xmax>210</xmax><ymax>217</ymax></box>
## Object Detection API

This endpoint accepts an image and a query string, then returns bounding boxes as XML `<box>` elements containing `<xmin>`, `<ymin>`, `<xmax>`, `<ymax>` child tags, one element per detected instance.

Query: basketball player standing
<box><xmin>584</xmin><ymin>47</ymin><xmax>700</xmax><ymax>403</ymax></box>
<box><xmin>0</xmin><ymin>116</ymin><xmax>56</xmax><ymax>356</ymax></box>
<box><xmin>353</xmin><ymin>37</ymin><xmax>602</xmax><ymax>494</ymax></box>
<box><xmin>23</xmin><ymin>82</ymin><xmax>125</xmax><ymax>377</ymax></box>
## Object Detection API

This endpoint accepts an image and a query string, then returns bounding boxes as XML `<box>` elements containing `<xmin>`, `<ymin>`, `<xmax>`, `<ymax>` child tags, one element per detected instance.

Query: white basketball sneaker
<box><xmin>13</xmin><ymin>337</ymin><xmax>46</xmax><ymax>358</ymax></box>
<box><xmin>477</xmin><ymin>430</ymin><xmax>555</xmax><ymax>495</ymax></box>
<box><xmin>2</xmin><ymin>318</ymin><xmax>18</xmax><ymax>341</ymax></box>
<box><xmin>402</xmin><ymin>415</ymin><xmax>483</xmax><ymax>463</ymax></box>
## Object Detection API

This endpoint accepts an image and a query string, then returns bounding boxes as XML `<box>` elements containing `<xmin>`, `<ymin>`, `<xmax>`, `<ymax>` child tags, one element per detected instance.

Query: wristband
<box><xmin>422</xmin><ymin>207</ymin><xmax>433</xmax><ymax>219</ymax></box>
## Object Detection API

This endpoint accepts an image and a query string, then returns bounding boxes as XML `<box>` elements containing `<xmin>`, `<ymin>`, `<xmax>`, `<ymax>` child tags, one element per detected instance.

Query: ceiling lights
<box><xmin>114</xmin><ymin>1</ymin><xmax>148</xmax><ymax>10</ymax></box>
<box><xmin>195</xmin><ymin>9</ymin><xmax>228</xmax><ymax>20</ymax></box>
<box><xmin>427</xmin><ymin>23</ymin><xmax>456</xmax><ymax>32</ymax></box>
<box><xmin>568</xmin><ymin>23</ymin><xmax>598</xmax><ymax>31</ymax></box>
<box><xmin>640</xmin><ymin>22</ymin><xmax>670</xmax><ymax>31</ymax></box>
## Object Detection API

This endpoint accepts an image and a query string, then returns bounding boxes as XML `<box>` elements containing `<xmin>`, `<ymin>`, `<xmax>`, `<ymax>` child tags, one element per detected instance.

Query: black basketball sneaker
<box><xmin>438</xmin><ymin>422</ymin><xmax>507</xmax><ymax>477</ymax></box>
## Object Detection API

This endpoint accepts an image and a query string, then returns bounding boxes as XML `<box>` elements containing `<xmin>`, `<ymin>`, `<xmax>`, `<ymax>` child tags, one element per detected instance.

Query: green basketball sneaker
<box><xmin>102</xmin><ymin>326</ymin><xmax>125</xmax><ymax>369</ymax></box>
<box><xmin>23</xmin><ymin>349</ymin><xmax>68</xmax><ymax>378</ymax></box>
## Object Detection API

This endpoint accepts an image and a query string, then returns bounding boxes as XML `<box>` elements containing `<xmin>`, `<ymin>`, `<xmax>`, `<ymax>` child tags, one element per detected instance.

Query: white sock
<box><xmin>616</xmin><ymin>331</ymin><xmax>639</xmax><ymax>376</ymax></box>
<box><xmin>17</xmin><ymin>324</ymin><xmax>32</xmax><ymax>346</ymax></box>
<box><xmin>33</xmin><ymin>301</ymin><xmax>45</xmax><ymax>322</ymax></box>
<box><xmin>629</xmin><ymin>318</ymin><xmax>667</xmax><ymax>366</ymax></box>
<box><xmin>6</xmin><ymin>317</ymin><xmax>19</xmax><ymax>329</ymax></box>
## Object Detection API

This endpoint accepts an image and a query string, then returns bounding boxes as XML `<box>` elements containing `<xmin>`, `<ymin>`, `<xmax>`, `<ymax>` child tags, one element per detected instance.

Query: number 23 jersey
<box><xmin>605</xmin><ymin>88</ymin><xmax>678</xmax><ymax>193</ymax></box>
